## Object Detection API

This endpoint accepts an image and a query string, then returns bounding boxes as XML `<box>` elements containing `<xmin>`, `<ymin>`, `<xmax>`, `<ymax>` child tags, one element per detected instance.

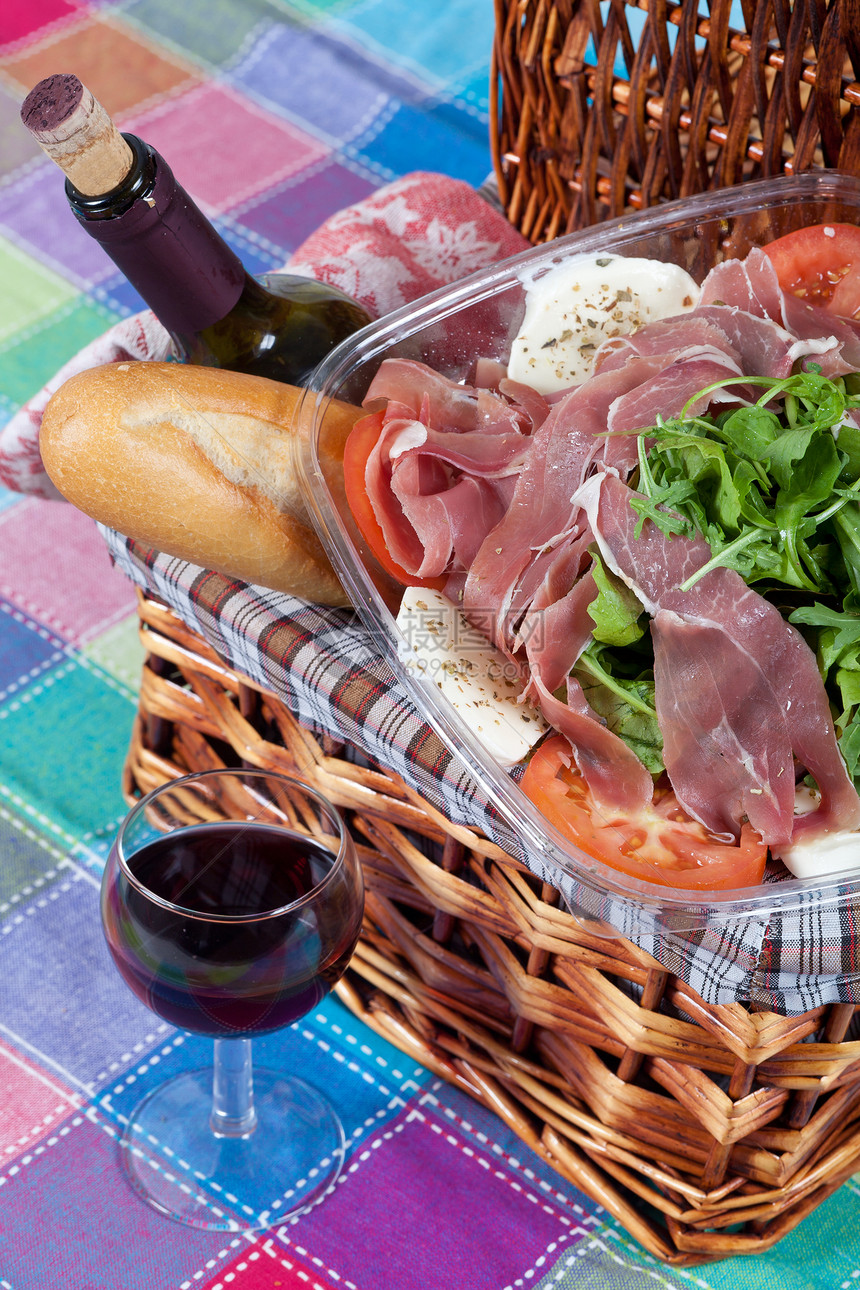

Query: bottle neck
<box><xmin>66</xmin><ymin>134</ymin><xmax>247</xmax><ymax>338</ymax></box>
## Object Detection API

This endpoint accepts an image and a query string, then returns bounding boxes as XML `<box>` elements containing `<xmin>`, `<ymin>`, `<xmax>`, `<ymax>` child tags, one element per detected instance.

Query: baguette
<box><xmin>39</xmin><ymin>361</ymin><xmax>362</xmax><ymax>605</ymax></box>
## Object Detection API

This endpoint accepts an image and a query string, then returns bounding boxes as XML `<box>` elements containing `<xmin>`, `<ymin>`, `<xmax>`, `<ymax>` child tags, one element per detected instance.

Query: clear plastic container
<box><xmin>294</xmin><ymin>172</ymin><xmax>860</xmax><ymax>1008</ymax></box>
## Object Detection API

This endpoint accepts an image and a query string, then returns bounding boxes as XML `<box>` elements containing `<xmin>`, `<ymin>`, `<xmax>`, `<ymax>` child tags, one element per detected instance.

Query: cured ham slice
<box><xmin>517</xmin><ymin>554</ymin><xmax>657</xmax><ymax>814</ymax></box>
<box><xmin>606</xmin><ymin>350</ymin><xmax>746</xmax><ymax>432</ymax></box>
<box><xmin>576</xmin><ymin>472</ymin><xmax>860</xmax><ymax>846</ymax></box>
<box><xmin>392</xmin><ymin>471</ymin><xmax>509</xmax><ymax>574</ymax></box>
<box><xmin>517</xmin><ymin>536</ymin><xmax>596</xmax><ymax>691</ymax></box>
<box><xmin>361</xmin><ymin>361</ymin><xmax>540</xmax><ymax>580</ymax></box>
<box><xmin>365</xmin><ymin>357</ymin><xmax>548</xmax><ymax>436</ymax></box>
<box><xmin>596</xmin><ymin>307</ymin><xmax>802</xmax><ymax>382</ymax></box>
<box><xmin>528</xmin><ymin>668</ymin><xmax>657</xmax><ymax>814</ymax></box>
<box><xmin>462</xmin><ymin>355</ymin><xmax>665</xmax><ymax>651</ymax></box>
<box><xmin>699</xmin><ymin>249</ymin><xmax>860</xmax><ymax>375</ymax></box>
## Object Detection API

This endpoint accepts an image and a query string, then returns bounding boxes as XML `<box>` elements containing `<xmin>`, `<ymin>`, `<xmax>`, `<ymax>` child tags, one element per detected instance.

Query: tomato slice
<box><xmin>520</xmin><ymin>735</ymin><xmax>767</xmax><ymax>890</ymax></box>
<box><xmin>342</xmin><ymin>409</ymin><xmax>447</xmax><ymax>589</ymax></box>
<box><xmin>762</xmin><ymin>223</ymin><xmax>860</xmax><ymax>319</ymax></box>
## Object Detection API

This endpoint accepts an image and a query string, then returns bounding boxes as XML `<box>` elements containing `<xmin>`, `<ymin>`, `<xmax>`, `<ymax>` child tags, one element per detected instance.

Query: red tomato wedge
<box><xmin>521</xmin><ymin>736</ymin><xmax>768</xmax><ymax>890</ymax></box>
<box><xmin>342</xmin><ymin>410</ymin><xmax>447</xmax><ymax>589</ymax></box>
<box><xmin>762</xmin><ymin>222</ymin><xmax>860</xmax><ymax>319</ymax></box>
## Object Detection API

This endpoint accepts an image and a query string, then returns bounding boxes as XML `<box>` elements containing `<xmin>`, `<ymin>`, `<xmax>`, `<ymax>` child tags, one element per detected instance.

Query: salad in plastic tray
<box><xmin>295</xmin><ymin>172</ymin><xmax>860</xmax><ymax>1009</ymax></box>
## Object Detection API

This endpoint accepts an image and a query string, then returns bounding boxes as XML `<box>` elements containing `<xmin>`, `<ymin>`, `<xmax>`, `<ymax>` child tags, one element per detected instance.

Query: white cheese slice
<box><xmin>508</xmin><ymin>253</ymin><xmax>700</xmax><ymax>394</ymax></box>
<box><xmin>395</xmin><ymin>585</ymin><xmax>548</xmax><ymax>768</ymax></box>
<box><xmin>774</xmin><ymin>787</ymin><xmax>860</xmax><ymax>878</ymax></box>
<box><xmin>776</xmin><ymin>829</ymin><xmax>860</xmax><ymax>879</ymax></box>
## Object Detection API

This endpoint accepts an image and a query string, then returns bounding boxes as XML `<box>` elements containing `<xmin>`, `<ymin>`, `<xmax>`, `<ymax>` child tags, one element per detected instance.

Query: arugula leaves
<box><xmin>630</xmin><ymin>370</ymin><xmax>856</xmax><ymax>592</ymax></box>
<box><xmin>577</xmin><ymin>643</ymin><xmax>666</xmax><ymax>774</ymax></box>
<box><xmin>586</xmin><ymin>548</ymin><xmax>643</xmax><ymax>646</ymax></box>
<box><xmin>573</xmin><ymin>368</ymin><xmax>860</xmax><ymax>787</ymax></box>
<box><xmin>789</xmin><ymin>599</ymin><xmax>860</xmax><ymax>781</ymax></box>
<box><xmin>573</xmin><ymin>551</ymin><xmax>665</xmax><ymax>774</ymax></box>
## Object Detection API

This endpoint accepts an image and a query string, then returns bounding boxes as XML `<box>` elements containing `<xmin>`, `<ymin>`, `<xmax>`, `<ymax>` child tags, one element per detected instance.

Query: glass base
<box><xmin>119</xmin><ymin>1066</ymin><xmax>345</xmax><ymax>1231</ymax></box>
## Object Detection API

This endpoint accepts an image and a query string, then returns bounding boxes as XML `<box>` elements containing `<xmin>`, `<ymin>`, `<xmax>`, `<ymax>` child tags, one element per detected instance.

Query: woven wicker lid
<box><xmin>491</xmin><ymin>0</ymin><xmax>860</xmax><ymax>243</ymax></box>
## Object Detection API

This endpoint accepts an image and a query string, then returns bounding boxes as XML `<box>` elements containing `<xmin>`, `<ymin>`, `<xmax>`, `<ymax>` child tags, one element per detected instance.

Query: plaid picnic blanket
<box><xmin>4</xmin><ymin>4</ymin><xmax>860</xmax><ymax>1288</ymax></box>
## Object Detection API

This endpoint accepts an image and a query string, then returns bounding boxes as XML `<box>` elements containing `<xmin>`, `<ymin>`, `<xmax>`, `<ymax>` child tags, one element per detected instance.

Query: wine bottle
<box><xmin>20</xmin><ymin>74</ymin><xmax>372</xmax><ymax>384</ymax></box>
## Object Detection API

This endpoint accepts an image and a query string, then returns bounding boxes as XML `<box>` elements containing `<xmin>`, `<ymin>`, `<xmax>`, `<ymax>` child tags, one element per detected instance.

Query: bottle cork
<box><xmin>20</xmin><ymin>73</ymin><xmax>134</xmax><ymax>196</ymax></box>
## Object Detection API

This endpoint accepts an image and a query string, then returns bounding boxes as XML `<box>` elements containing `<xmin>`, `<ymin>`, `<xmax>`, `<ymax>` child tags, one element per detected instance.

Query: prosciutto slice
<box><xmin>392</xmin><ymin>471</ymin><xmax>510</xmax><ymax>574</ymax></box>
<box><xmin>365</xmin><ymin>357</ymin><xmax>548</xmax><ymax>436</ymax></box>
<box><xmin>698</xmin><ymin>248</ymin><xmax>860</xmax><ymax>375</ymax></box>
<box><xmin>606</xmin><ymin>349</ymin><xmax>747</xmax><ymax>432</ymax></box>
<box><xmin>596</xmin><ymin>306</ymin><xmax>802</xmax><ymax>382</ymax></box>
<box><xmin>517</xmin><ymin>551</ymin><xmax>656</xmax><ymax>813</ymax></box>
<box><xmin>529</xmin><ymin>668</ymin><xmax>657</xmax><ymax>813</ymax></box>
<box><xmin>462</xmin><ymin>354</ymin><xmax>665</xmax><ymax>652</ymax></box>
<box><xmin>361</xmin><ymin>361</ymin><xmax>541</xmax><ymax>580</ymax></box>
<box><xmin>576</xmin><ymin>472</ymin><xmax>860</xmax><ymax>846</ymax></box>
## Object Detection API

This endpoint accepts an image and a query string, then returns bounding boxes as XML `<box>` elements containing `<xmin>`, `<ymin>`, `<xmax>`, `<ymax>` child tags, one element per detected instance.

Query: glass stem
<box><xmin>210</xmin><ymin>1038</ymin><xmax>257</xmax><ymax>1138</ymax></box>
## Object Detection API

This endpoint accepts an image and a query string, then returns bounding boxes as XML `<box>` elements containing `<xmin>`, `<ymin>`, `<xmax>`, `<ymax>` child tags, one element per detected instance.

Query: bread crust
<box><xmin>39</xmin><ymin>360</ymin><xmax>360</xmax><ymax>605</ymax></box>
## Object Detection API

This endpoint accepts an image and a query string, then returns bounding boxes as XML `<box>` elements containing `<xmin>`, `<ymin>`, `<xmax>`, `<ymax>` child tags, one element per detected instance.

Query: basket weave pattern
<box><xmin>125</xmin><ymin>591</ymin><xmax>860</xmax><ymax>1264</ymax></box>
<box><xmin>491</xmin><ymin>0</ymin><xmax>860</xmax><ymax>243</ymax></box>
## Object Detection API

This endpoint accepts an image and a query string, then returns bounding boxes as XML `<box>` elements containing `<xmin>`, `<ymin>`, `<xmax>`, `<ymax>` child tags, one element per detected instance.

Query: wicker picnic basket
<box><xmin>490</xmin><ymin>0</ymin><xmax>860</xmax><ymax>243</ymax></box>
<box><xmin>124</xmin><ymin>590</ymin><xmax>860</xmax><ymax>1266</ymax></box>
<box><xmin>119</xmin><ymin>1</ymin><xmax>860</xmax><ymax>1266</ymax></box>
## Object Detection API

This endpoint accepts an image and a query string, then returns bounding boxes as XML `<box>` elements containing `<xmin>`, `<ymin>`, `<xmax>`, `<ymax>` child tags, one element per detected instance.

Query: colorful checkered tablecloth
<box><xmin>3</xmin><ymin>2</ymin><xmax>860</xmax><ymax>1288</ymax></box>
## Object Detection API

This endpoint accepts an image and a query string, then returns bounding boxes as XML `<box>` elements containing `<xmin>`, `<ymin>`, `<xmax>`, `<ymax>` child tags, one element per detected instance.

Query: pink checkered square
<box><xmin>0</xmin><ymin>1039</ymin><xmax>80</xmax><ymax>1165</ymax></box>
<box><xmin>128</xmin><ymin>84</ymin><xmax>329</xmax><ymax>213</ymax></box>
<box><xmin>0</xmin><ymin>0</ymin><xmax>81</xmax><ymax>50</ymax></box>
<box><xmin>0</xmin><ymin>498</ymin><xmax>138</xmax><ymax>645</ymax></box>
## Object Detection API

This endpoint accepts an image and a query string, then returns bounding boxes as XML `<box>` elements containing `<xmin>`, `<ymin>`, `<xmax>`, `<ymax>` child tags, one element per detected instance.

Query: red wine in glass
<box><xmin>103</xmin><ymin>820</ymin><xmax>359</xmax><ymax>1036</ymax></box>
<box><xmin>99</xmin><ymin>769</ymin><xmax>364</xmax><ymax>1232</ymax></box>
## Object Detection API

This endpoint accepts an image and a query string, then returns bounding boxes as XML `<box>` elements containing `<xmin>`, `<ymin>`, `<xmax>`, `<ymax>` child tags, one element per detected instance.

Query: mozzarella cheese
<box><xmin>395</xmin><ymin>585</ymin><xmax>548</xmax><ymax>767</ymax></box>
<box><xmin>774</xmin><ymin>786</ymin><xmax>860</xmax><ymax>878</ymax></box>
<box><xmin>508</xmin><ymin>253</ymin><xmax>700</xmax><ymax>394</ymax></box>
<box><xmin>776</xmin><ymin>830</ymin><xmax>860</xmax><ymax>880</ymax></box>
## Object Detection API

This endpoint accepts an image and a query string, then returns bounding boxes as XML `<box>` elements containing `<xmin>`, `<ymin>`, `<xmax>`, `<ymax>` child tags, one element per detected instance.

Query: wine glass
<box><xmin>99</xmin><ymin>767</ymin><xmax>365</xmax><ymax>1231</ymax></box>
